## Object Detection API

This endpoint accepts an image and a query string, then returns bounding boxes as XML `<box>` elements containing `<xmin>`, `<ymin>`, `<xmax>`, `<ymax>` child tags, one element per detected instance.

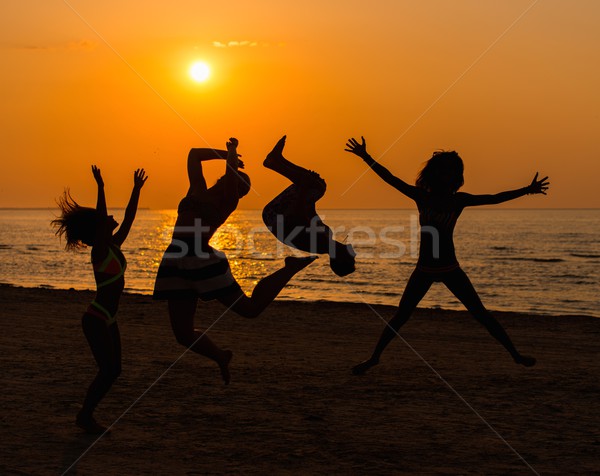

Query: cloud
<box><xmin>212</xmin><ymin>40</ymin><xmax>283</xmax><ymax>48</ymax></box>
<box><xmin>66</xmin><ymin>40</ymin><xmax>98</xmax><ymax>51</ymax></box>
<box><xmin>14</xmin><ymin>40</ymin><xmax>98</xmax><ymax>52</ymax></box>
<box><xmin>20</xmin><ymin>45</ymin><xmax>51</xmax><ymax>51</ymax></box>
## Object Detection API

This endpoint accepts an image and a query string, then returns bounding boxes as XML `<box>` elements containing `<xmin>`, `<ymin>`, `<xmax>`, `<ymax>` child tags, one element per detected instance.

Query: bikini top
<box><xmin>93</xmin><ymin>245</ymin><xmax>126</xmax><ymax>288</ymax></box>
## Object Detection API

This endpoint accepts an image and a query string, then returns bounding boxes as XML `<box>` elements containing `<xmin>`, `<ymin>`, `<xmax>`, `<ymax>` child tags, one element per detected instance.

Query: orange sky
<box><xmin>1</xmin><ymin>1</ymin><xmax>599</xmax><ymax>209</ymax></box>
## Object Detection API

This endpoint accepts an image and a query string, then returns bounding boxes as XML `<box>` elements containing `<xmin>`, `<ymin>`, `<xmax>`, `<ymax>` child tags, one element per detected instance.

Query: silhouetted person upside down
<box><xmin>262</xmin><ymin>135</ymin><xmax>356</xmax><ymax>277</ymax></box>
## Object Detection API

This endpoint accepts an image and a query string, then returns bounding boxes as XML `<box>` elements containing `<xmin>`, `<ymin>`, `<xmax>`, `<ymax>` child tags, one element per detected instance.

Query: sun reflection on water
<box><xmin>210</xmin><ymin>212</ymin><xmax>281</xmax><ymax>288</ymax></box>
<box><xmin>0</xmin><ymin>208</ymin><xmax>597</xmax><ymax>314</ymax></box>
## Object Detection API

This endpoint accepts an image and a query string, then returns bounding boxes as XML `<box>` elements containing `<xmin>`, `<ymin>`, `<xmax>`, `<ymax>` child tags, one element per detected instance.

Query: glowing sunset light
<box><xmin>2</xmin><ymin>2</ymin><xmax>600</xmax><ymax>209</ymax></box>
<box><xmin>189</xmin><ymin>61</ymin><xmax>211</xmax><ymax>82</ymax></box>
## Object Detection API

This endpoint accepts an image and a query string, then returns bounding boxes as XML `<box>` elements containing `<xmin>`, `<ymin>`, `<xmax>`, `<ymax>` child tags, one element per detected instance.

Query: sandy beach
<box><xmin>1</xmin><ymin>284</ymin><xmax>599</xmax><ymax>475</ymax></box>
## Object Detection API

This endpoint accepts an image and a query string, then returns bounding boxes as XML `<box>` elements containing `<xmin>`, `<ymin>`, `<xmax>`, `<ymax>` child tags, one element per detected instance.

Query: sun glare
<box><xmin>189</xmin><ymin>61</ymin><xmax>211</xmax><ymax>82</ymax></box>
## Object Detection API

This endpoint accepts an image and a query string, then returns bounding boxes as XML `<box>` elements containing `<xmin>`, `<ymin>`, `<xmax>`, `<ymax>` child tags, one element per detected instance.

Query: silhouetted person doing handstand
<box><xmin>263</xmin><ymin>135</ymin><xmax>356</xmax><ymax>276</ymax></box>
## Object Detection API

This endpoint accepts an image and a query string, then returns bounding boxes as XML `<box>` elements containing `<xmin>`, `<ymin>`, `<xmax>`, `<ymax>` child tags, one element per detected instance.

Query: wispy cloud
<box><xmin>14</xmin><ymin>40</ymin><xmax>98</xmax><ymax>52</ymax></box>
<box><xmin>66</xmin><ymin>39</ymin><xmax>98</xmax><ymax>50</ymax></box>
<box><xmin>212</xmin><ymin>40</ymin><xmax>284</xmax><ymax>48</ymax></box>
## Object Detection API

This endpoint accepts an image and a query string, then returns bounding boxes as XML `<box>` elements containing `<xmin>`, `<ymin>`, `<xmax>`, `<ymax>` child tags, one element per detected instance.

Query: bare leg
<box><xmin>218</xmin><ymin>256</ymin><xmax>317</xmax><ymax>318</ymax></box>
<box><xmin>263</xmin><ymin>136</ymin><xmax>331</xmax><ymax>255</ymax></box>
<box><xmin>353</xmin><ymin>270</ymin><xmax>433</xmax><ymax>375</ymax></box>
<box><xmin>168</xmin><ymin>299</ymin><xmax>233</xmax><ymax>384</ymax></box>
<box><xmin>264</xmin><ymin>136</ymin><xmax>323</xmax><ymax>188</ymax></box>
<box><xmin>443</xmin><ymin>268</ymin><xmax>536</xmax><ymax>367</ymax></box>
<box><xmin>77</xmin><ymin>315</ymin><xmax>122</xmax><ymax>434</ymax></box>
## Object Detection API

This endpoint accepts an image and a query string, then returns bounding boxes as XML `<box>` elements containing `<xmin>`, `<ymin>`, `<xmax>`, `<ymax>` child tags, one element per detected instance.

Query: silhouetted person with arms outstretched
<box><xmin>52</xmin><ymin>166</ymin><xmax>148</xmax><ymax>434</ymax></box>
<box><xmin>345</xmin><ymin>137</ymin><xmax>549</xmax><ymax>374</ymax></box>
<box><xmin>153</xmin><ymin>137</ymin><xmax>316</xmax><ymax>384</ymax></box>
<box><xmin>262</xmin><ymin>135</ymin><xmax>356</xmax><ymax>276</ymax></box>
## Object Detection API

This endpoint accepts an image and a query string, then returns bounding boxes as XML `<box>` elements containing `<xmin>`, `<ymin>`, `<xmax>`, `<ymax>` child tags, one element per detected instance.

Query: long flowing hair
<box><xmin>51</xmin><ymin>190</ymin><xmax>97</xmax><ymax>250</ymax></box>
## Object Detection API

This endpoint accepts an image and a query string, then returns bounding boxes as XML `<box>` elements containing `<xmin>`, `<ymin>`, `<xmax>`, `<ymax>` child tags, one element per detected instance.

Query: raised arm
<box><xmin>222</xmin><ymin>137</ymin><xmax>241</xmax><ymax>196</ymax></box>
<box><xmin>91</xmin><ymin>165</ymin><xmax>109</xmax><ymax>259</ymax></box>
<box><xmin>460</xmin><ymin>173</ymin><xmax>550</xmax><ymax>207</ymax></box>
<box><xmin>113</xmin><ymin>168</ymin><xmax>148</xmax><ymax>246</ymax></box>
<box><xmin>186</xmin><ymin>147</ymin><xmax>229</xmax><ymax>195</ymax></box>
<box><xmin>345</xmin><ymin>137</ymin><xmax>420</xmax><ymax>201</ymax></box>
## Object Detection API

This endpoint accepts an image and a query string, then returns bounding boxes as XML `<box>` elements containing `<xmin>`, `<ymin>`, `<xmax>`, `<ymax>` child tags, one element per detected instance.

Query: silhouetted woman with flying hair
<box><xmin>345</xmin><ymin>137</ymin><xmax>549</xmax><ymax>374</ymax></box>
<box><xmin>52</xmin><ymin>166</ymin><xmax>147</xmax><ymax>433</ymax></box>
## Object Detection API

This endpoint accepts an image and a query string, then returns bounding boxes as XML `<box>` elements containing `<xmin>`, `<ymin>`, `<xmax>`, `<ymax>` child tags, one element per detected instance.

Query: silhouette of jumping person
<box><xmin>52</xmin><ymin>166</ymin><xmax>148</xmax><ymax>433</ymax></box>
<box><xmin>153</xmin><ymin>137</ymin><xmax>316</xmax><ymax>384</ymax></box>
<box><xmin>345</xmin><ymin>137</ymin><xmax>549</xmax><ymax>374</ymax></box>
<box><xmin>263</xmin><ymin>135</ymin><xmax>356</xmax><ymax>276</ymax></box>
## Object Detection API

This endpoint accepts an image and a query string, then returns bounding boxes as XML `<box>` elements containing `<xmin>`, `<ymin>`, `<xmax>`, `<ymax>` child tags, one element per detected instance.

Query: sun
<box><xmin>189</xmin><ymin>61</ymin><xmax>211</xmax><ymax>83</ymax></box>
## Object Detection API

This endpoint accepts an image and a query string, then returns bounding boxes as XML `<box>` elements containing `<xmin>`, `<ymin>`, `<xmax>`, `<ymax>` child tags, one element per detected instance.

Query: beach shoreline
<box><xmin>1</xmin><ymin>283</ymin><xmax>597</xmax><ymax>320</ymax></box>
<box><xmin>1</xmin><ymin>285</ymin><xmax>599</xmax><ymax>474</ymax></box>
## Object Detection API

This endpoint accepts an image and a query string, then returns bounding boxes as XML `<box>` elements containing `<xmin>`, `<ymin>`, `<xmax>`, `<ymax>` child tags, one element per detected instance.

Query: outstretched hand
<box><xmin>133</xmin><ymin>168</ymin><xmax>148</xmax><ymax>190</ymax></box>
<box><xmin>528</xmin><ymin>172</ymin><xmax>550</xmax><ymax>195</ymax></box>
<box><xmin>91</xmin><ymin>165</ymin><xmax>103</xmax><ymax>186</ymax></box>
<box><xmin>345</xmin><ymin>136</ymin><xmax>369</xmax><ymax>158</ymax></box>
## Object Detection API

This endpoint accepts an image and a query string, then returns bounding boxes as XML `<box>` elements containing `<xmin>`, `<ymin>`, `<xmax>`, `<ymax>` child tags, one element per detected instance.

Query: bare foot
<box><xmin>515</xmin><ymin>355</ymin><xmax>536</xmax><ymax>367</ymax></box>
<box><xmin>218</xmin><ymin>350</ymin><xmax>233</xmax><ymax>385</ymax></box>
<box><xmin>264</xmin><ymin>135</ymin><xmax>287</xmax><ymax>168</ymax></box>
<box><xmin>76</xmin><ymin>412</ymin><xmax>110</xmax><ymax>435</ymax></box>
<box><xmin>352</xmin><ymin>357</ymin><xmax>379</xmax><ymax>375</ymax></box>
<box><xmin>284</xmin><ymin>255</ymin><xmax>318</xmax><ymax>272</ymax></box>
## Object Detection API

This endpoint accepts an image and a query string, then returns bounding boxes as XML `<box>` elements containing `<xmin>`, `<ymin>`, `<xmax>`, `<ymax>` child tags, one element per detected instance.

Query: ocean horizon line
<box><xmin>2</xmin><ymin>207</ymin><xmax>600</xmax><ymax>211</ymax></box>
<box><xmin>2</xmin><ymin>208</ymin><xmax>597</xmax><ymax>318</ymax></box>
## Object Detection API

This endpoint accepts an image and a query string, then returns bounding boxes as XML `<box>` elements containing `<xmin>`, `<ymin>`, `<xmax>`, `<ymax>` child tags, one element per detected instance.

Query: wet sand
<box><xmin>1</xmin><ymin>284</ymin><xmax>599</xmax><ymax>475</ymax></box>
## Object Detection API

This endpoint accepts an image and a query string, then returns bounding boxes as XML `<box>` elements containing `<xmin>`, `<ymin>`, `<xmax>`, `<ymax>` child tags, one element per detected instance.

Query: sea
<box><xmin>0</xmin><ymin>208</ymin><xmax>598</xmax><ymax>317</ymax></box>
